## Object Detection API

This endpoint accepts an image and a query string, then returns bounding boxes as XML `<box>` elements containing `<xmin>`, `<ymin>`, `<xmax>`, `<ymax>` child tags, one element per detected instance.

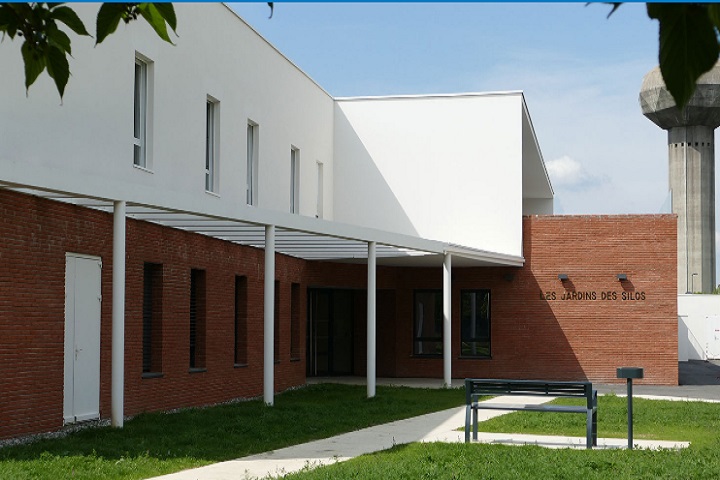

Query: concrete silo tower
<box><xmin>639</xmin><ymin>65</ymin><xmax>720</xmax><ymax>293</ymax></box>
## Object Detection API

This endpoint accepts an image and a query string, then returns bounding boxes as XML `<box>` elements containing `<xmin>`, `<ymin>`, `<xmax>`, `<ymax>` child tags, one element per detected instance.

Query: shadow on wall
<box><xmin>332</xmin><ymin>107</ymin><xmax>418</xmax><ymax>236</ymax></box>
<box><xmin>484</xmin><ymin>217</ymin><xmax>588</xmax><ymax>381</ymax></box>
<box><xmin>486</xmin><ymin>268</ymin><xmax>589</xmax><ymax>381</ymax></box>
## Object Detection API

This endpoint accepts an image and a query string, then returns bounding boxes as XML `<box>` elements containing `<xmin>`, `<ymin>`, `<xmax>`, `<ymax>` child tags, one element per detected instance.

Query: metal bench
<box><xmin>464</xmin><ymin>378</ymin><xmax>598</xmax><ymax>449</ymax></box>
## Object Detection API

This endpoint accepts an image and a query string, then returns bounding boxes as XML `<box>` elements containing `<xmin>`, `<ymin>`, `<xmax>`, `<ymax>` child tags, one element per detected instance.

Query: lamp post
<box><xmin>617</xmin><ymin>367</ymin><xmax>644</xmax><ymax>449</ymax></box>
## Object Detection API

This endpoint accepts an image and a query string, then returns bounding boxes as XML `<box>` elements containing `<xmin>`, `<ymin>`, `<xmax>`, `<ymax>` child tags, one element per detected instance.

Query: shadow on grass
<box><xmin>0</xmin><ymin>384</ymin><xmax>464</xmax><ymax>479</ymax></box>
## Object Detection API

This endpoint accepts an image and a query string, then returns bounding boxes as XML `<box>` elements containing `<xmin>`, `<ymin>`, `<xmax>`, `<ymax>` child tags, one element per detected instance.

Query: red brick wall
<box><xmin>386</xmin><ymin>215</ymin><xmax>678</xmax><ymax>385</ymax></box>
<box><xmin>0</xmin><ymin>190</ymin><xmax>113</xmax><ymax>439</ymax></box>
<box><xmin>0</xmin><ymin>190</ymin><xmax>308</xmax><ymax>439</ymax></box>
<box><xmin>0</xmin><ymin>189</ymin><xmax>679</xmax><ymax>440</ymax></box>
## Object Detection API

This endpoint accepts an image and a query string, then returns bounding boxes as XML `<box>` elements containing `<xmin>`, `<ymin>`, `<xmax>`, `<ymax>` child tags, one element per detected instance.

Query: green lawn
<box><xmin>283</xmin><ymin>395</ymin><xmax>720</xmax><ymax>480</ymax></box>
<box><xmin>282</xmin><ymin>441</ymin><xmax>720</xmax><ymax>480</ymax></box>
<box><xmin>478</xmin><ymin>395</ymin><xmax>717</xmax><ymax>446</ymax></box>
<box><xmin>0</xmin><ymin>384</ymin><xmax>464</xmax><ymax>480</ymax></box>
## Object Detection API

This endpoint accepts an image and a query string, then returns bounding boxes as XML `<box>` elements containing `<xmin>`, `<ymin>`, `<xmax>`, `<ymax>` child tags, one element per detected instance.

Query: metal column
<box><xmin>264</xmin><ymin>225</ymin><xmax>275</xmax><ymax>406</ymax></box>
<box><xmin>111</xmin><ymin>201</ymin><xmax>126</xmax><ymax>427</ymax></box>
<box><xmin>367</xmin><ymin>241</ymin><xmax>377</xmax><ymax>398</ymax></box>
<box><xmin>443</xmin><ymin>253</ymin><xmax>452</xmax><ymax>388</ymax></box>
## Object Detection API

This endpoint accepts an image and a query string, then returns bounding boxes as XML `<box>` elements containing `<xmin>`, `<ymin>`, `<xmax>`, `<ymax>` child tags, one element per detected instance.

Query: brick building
<box><xmin>0</xmin><ymin>4</ymin><xmax>677</xmax><ymax>440</ymax></box>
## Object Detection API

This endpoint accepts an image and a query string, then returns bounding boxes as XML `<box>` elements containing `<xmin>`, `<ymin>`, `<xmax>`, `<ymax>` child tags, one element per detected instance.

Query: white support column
<box><xmin>111</xmin><ymin>201</ymin><xmax>126</xmax><ymax>427</ymax></box>
<box><xmin>264</xmin><ymin>225</ymin><xmax>276</xmax><ymax>406</ymax></box>
<box><xmin>443</xmin><ymin>253</ymin><xmax>452</xmax><ymax>388</ymax></box>
<box><xmin>367</xmin><ymin>241</ymin><xmax>377</xmax><ymax>398</ymax></box>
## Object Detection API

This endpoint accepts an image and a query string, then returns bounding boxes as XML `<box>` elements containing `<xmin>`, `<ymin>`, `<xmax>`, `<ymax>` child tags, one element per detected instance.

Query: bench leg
<box><xmin>473</xmin><ymin>407</ymin><xmax>478</xmax><ymax>441</ymax></box>
<box><xmin>592</xmin><ymin>409</ymin><xmax>598</xmax><ymax>446</ymax></box>
<box><xmin>465</xmin><ymin>406</ymin><xmax>471</xmax><ymax>443</ymax></box>
<box><xmin>586</xmin><ymin>411</ymin><xmax>593</xmax><ymax>449</ymax></box>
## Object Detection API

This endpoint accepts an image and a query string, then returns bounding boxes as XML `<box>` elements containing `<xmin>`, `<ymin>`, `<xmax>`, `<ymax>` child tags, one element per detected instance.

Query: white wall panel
<box><xmin>333</xmin><ymin>94</ymin><xmax>524</xmax><ymax>256</ymax></box>
<box><xmin>0</xmin><ymin>4</ymin><xmax>334</xmax><ymax>220</ymax></box>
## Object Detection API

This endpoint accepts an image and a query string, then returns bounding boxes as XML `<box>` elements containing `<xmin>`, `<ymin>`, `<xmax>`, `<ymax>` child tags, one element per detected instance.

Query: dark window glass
<box><xmin>142</xmin><ymin>263</ymin><xmax>162</xmax><ymax>374</ymax></box>
<box><xmin>460</xmin><ymin>290</ymin><xmax>491</xmax><ymax>357</ymax></box>
<box><xmin>413</xmin><ymin>290</ymin><xmax>443</xmax><ymax>356</ymax></box>
<box><xmin>190</xmin><ymin>269</ymin><xmax>206</xmax><ymax>369</ymax></box>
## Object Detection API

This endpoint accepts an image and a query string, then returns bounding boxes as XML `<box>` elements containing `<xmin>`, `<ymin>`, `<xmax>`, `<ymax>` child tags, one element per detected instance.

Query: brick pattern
<box><xmin>0</xmin><ymin>190</ymin><xmax>678</xmax><ymax>440</ymax></box>
<box><xmin>385</xmin><ymin>215</ymin><xmax>678</xmax><ymax>385</ymax></box>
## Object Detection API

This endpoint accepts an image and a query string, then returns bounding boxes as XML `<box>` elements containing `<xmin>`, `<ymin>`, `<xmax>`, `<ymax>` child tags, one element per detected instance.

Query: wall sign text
<box><xmin>541</xmin><ymin>291</ymin><xmax>646</xmax><ymax>301</ymax></box>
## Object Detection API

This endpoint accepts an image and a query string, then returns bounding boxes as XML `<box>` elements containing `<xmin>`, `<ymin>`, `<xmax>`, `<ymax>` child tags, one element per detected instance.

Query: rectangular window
<box><xmin>189</xmin><ymin>269</ymin><xmax>207</xmax><ymax>370</ymax></box>
<box><xmin>246</xmin><ymin>122</ymin><xmax>258</xmax><ymax>205</ymax></box>
<box><xmin>234</xmin><ymin>276</ymin><xmax>248</xmax><ymax>365</ymax></box>
<box><xmin>142</xmin><ymin>263</ymin><xmax>163</xmax><ymax>374</ymax></box>
<box><xmin>460</xmin><ymin>290</ymin><xmax>491</xmax><ymax>357</ymax></box>
<box><xmin>133</xmin><ymin>58</ymin><xmax>148</xmax><ymax>167</ymax></box>
<box><xmin>205</xmin><ymin>98</ymin><xmax>219</xmax><ymax>193</ymax></box>
<box><xmin>413</xmin><ymin>290</ymin><xmax>443</xmax><ymax>356</ymax></box>
<box><xmin>290</xmin><ymin>283</ymin><xmax>301</xmax><ymax>360</ymax></box>
<box><xmin>316</xmin><ymin>162</ymin><xmax>324</xmax><ymax>219</ymax></box>
<box><xmin>274</xmin><ymin>280</ymin><xmax>281</xmax><ymax>362</ymax></box>
<box><xmin>290</xmin><ymin>147</ymin><xmax>299</xmax><ymax>214</ymax></box>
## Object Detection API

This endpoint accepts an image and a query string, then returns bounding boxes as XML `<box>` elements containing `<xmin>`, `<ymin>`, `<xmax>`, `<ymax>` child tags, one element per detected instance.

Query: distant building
<box><xmin>0</xmin><ymin>3</ymin><xmax>677</xmax><ymax>440</ymax></box>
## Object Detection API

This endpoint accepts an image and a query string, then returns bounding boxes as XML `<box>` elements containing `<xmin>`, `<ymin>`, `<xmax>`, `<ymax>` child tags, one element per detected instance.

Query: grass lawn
<box><xmin>476</xmin><ymin>395</ymin><xmax>718</xmax><ymax>446</ymax></box>
<box><xmin>0</xmin><ymin>384</ymin><xmax>464</xmax><ymax>480</ymax></box>
<box><xmin>283</xmin><ymin>395</ymin><xmax>720</xmax><ymax>480</ymax></box>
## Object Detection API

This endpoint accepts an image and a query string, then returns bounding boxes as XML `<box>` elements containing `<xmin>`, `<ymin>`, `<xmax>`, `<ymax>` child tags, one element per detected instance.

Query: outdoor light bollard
<box><xmin>616</xmin><ymin>367</ymin><xmax>644</xmax><ymax>449</ymax></box>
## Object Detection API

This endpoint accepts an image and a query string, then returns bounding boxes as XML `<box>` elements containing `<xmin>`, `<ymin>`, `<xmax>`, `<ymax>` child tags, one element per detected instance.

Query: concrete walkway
<box><xmin>148</xmin><ymin>393</ymin><xmax>690</xmax><ymax>480</ymax></box>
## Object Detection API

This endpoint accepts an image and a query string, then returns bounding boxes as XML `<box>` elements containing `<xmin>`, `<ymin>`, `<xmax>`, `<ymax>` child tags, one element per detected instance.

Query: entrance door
<box><xmin>64</xmin><ymin>254</ymin><xmax>102</xmax><ymax>424</ymax></box>
<box><xmin>307</xmin><ymin>289</ymin><xmax>354</xmax><ymax>376</ymax></box>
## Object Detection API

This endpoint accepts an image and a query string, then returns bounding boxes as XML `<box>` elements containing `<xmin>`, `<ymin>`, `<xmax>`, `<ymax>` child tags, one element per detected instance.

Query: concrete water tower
<box><xmin>639</xmin><ymin>65</ymin><xmax>720</xmax><ymax>293</ymax></box>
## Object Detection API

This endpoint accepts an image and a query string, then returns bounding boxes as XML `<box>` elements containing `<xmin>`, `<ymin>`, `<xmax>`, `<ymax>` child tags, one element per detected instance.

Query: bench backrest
<box><xmin>465</xmin><ymin>378</ymin><xmax>594</xmax><ymax>406</ymax></box>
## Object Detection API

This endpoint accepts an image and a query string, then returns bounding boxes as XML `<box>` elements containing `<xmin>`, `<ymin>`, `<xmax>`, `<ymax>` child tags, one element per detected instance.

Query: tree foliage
<box><xmin>0</xmin><ymin>2</ymin><xmax>177</xmax><ymax>99</ymax></box>
<box><xmin>607</xmin><ymin>3</ymin><xmax>720</xmax><ymax>108</ymax></box>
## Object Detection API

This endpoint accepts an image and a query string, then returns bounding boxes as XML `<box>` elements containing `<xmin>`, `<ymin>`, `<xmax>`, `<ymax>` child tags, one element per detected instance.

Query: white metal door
<box><xmin>705</xmin><ymin>315</ymin><xmax>720</xmax><ymax>360</ymax></box>
<box><xmin>64</xmin><ymin>254</ymin><xmax>102</xmax><ymax>423</ymax></box>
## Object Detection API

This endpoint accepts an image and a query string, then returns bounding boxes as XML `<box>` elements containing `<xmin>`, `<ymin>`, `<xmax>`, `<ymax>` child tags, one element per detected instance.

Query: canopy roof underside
<box><xmin>0</xmin><ymin>181</ymin><xmax>524</xmax><ymax>268</ymax></box>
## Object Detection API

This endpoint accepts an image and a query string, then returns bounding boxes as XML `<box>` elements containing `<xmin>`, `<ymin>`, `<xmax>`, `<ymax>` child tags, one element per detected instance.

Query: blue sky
<box><xmin>230</xmin><ymin>2</ymin><xmax>719</xmax><ymax>277</ymax></box>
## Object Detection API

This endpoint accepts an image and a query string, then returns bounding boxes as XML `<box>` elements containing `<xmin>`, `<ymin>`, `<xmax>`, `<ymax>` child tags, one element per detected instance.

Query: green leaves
<box><xmin>138</xmin><ymin>3</ymin><xmax>175</xmax><ymax>44</ymax></box>
<box><xmin>2</xmin><ymin>3</ymin><xmax>177</xmax><ymax>100</ymax></box>
<box><xmin>96</xmin><ymin>3</ymin><xmax>177</xmax><ymax>46</ymax></box>
<box><xmin>95</xmin><ymin>3</ymin><xmax>128</xmax><ymax>44</ymax></box>
<box><xmin>1</xmin><ymin>2</ymin><xmax>90</xmax><ymax>99</ymax></box>
<box><xmin>51</xmin><ymin>5</ymin><xmax>90</xmax><ymax>36</ymax></box>
<box><xmin>647</xmin><ymin>3</ymin><xmax>720</xmax><ymax>108</ymax></box>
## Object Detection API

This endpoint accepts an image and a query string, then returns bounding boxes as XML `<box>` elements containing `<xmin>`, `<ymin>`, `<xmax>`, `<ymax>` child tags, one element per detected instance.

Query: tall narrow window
<box><xmin>246</xmin><ymin>122</ymin><xmax>258</xmax><ymax>205</ymax></box>
<box><xmin>133</xmin><ymin>58</ymin><xmax>148</xmax><ymax>167</ymax></box>
<box><xmin>460</xmin><ymin>290</ymin><xmax>491</xmax><ymax>357</ymax></box>
<box><xmin>234</xmin><ymin>276</ymin><xmax>248</xmax><ymax>365</ymax></box>
<box><xmin>142</xmin><ymin>263</ymin><xmax>163</xmax><ymax>375</ymax></box>
<box><xmin>274</xmin><ymin>280</ymin><xmax>281</xmax><ymax>362</ymax></box>
<box><xmin>205</xmin><ymin>98</ymin><xmax>219</xmax><ymax>193</ymax></box>
<box><xmin>290</xmin><ymin>147</ymin><xmax>300</xmax><ymax>214</ymax></box>
<box><xmin>413</xmin><ymin>290</ymin><xmax>443</xmax><ymax>356</ymax></box>
<box><xmin>290</xmin><ymin>283</ymin><xmax>301</xmax><ymax>360</ymax></box>
<box><xmin>316</xmin><ymin>162</ymin><xmax>324</xmax><ymax>219</ymax></box>
<box><xmin>190</xmin><ymin>269</ymin><xmax>207</xmax><ymax>370</ymax></box>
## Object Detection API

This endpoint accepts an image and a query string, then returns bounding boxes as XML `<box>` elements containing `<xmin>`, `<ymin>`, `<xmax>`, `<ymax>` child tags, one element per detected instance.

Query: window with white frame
<box><xmin>246</xmin><ymin>122</ymin><xmax>258</xmax><ymax>205</ymax></box>
<box><xmin>290</xmin><ymin>147</ymin><xmax>300</xmax><ymax>214</ymax></box>
<box><xmin>205</xmin><ymin>98</ymin><xmax>219</xmax><ymax>193</ymax></box>
<box><xmin>133</xmin><ymin>57</ymin><xmax>148</xmax><ymax>168</ymax></box>
<box><xmin>316</xmin><ymin>161</ymin><xmax>324</xmax><ymax>219</ymax></box>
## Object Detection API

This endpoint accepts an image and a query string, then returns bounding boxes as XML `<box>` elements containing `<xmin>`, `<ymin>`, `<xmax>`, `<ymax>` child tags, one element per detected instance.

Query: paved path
<box><xmin>148</xmin><ymin>393</ymin><xmax>690</xmax><ymax>480</ymax></box>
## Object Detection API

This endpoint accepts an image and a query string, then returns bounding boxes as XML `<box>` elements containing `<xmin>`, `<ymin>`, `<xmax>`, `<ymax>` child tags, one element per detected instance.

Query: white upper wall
<box><xmin>0</xmin><ymin>4</ymin><xmax>334</xmax><ymax>220</ymax></box>
<box><xmin>333</xmin><ymin>94</ymin><xmax>527</xmax><ymax>257</ymax></box>
<box><xmin>0</xmin><ymin>5</ymin><xmax>552</xmax><ymax>257</ymax></box>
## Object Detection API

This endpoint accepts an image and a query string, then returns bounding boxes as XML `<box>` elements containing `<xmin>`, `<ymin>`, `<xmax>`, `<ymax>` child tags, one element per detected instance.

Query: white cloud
<box><xmin>546</xmin><ymin>155</ymin><xmax>605</xmax><ymax>190</ymax></box>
